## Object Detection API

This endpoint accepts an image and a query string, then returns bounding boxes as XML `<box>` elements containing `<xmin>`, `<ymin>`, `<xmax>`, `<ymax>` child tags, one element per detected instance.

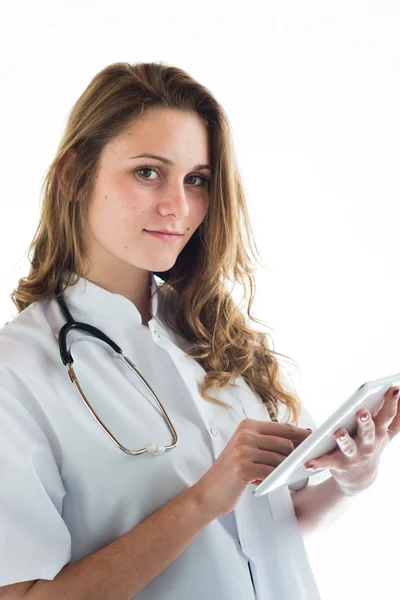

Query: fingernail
<box><xmin>306</xmin><ymin>428</ymin><xmax>313</xmax><ymax>432</ymax></box>
<box><xmin>392</xmin><ymin>388</ymin><xmax>400</xmax><ymax>398</ymax></box>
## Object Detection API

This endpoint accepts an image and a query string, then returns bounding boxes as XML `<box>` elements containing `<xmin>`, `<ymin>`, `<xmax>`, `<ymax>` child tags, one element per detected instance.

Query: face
<box><xmin>82</xmin><ymin>107</ymin><xmax>211</xmax><ymax>283</ymax></box>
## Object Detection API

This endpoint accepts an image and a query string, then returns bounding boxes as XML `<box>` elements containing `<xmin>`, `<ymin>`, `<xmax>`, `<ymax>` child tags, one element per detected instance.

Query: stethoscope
<box><xmin>55</xmin><ymin>281</ymin><xmax>279</xmax><ymax>457</ymax></box>
<box><xmin>55</xmin><ymin>281</ymin><xmax>179</xmax><ymax>456</ymax></box>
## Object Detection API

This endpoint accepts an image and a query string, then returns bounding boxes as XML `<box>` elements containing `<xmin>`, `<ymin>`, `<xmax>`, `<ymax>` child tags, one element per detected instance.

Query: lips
<box><xmin>146</xmin><ymin>230</ymin><xmax>182</xmax><ymax>236</ymax></box>
<box><xmin>144</xmin><ymin>230</ymin><xmax>183</xmax><ymax>242</ymax></box>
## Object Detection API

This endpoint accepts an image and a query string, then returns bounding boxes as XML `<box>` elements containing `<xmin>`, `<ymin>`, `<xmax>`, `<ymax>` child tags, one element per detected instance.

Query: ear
<box><xmin>56</xmin><ymin>148</ymin><xmax>79</xmax><ymax>199</ymax></box>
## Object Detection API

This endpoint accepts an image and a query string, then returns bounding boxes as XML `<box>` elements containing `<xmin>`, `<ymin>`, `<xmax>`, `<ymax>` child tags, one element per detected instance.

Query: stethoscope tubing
<box><xmin>55</xmin><ymin>281</ymin><xmax>179</xmax><ymax>456</ymax></box>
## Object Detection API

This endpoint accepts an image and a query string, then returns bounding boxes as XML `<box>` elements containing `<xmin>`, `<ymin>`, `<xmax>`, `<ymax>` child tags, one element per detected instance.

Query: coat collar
<box><xmin>60</xmin><ymin>271</ymin><xmax>161</xmax><ymax>326</ymax></box>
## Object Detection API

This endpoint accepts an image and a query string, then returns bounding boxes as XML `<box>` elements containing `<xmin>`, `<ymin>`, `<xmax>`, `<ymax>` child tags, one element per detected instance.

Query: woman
<box><xmin>0</xmin><ymin>62</ymin><xmax>398</xmax><ymax>600</ymax></box>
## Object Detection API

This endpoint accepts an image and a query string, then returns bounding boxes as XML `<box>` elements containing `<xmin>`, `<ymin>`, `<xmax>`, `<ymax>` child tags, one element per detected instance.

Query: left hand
<box><xmin>304</xmin><ymin>385</ymin><xmax>400</xmax><ymax>496</ymax></box>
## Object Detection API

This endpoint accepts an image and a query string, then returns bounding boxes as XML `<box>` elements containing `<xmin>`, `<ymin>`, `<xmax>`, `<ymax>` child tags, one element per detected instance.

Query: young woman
<box><xmin>1</xmin><ymin>62</ymin><xmax>398</xmax><ymax>600</ymax></box>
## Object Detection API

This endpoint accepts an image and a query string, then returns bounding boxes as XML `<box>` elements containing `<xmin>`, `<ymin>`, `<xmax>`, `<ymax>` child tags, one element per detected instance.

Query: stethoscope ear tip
<box><xmin>145</xmin><ymin>442</ymin><xmax>166</xmax><ymax>455</ymax></box>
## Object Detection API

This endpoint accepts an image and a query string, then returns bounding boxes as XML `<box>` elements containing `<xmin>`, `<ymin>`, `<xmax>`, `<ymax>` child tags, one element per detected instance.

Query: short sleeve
<box><xmin>0</xmin><ymin>386</ymin><xmax>71</xmax><ymax>586</ymax></box>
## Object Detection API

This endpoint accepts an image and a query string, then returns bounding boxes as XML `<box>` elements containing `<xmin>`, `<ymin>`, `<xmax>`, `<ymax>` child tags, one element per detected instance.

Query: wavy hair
<box><xmin>11</xmin><ymin>61</ymin><xmax>302</xmax><ymax>424</ymax></box>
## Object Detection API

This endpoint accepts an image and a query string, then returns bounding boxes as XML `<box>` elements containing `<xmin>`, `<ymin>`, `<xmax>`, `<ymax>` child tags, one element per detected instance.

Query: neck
<box><xmin>82</xmin><ymin>265</ymin><xmax>152</xmax><ymax>327</ymax></box>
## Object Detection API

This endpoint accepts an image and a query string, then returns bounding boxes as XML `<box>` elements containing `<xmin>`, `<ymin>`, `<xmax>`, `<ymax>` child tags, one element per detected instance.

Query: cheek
<box><xmin>91</xmin><ymin>178</ymin><xmax>149</xmax><ymax>229</ymax></box>
<box><xmin>107</xmin><ymin>174</ymin><xmax>149</xmax><ymax>213</ymax></box>
<box><xmin>193</xmin><ymin>197</ymin><xmax>208</xmax><ymax>227</ymax></box>
<box><xmin>87</xmin><ymin>197</ymin><xmax>145</xmax><ymax>245</ymax></box>
<box><xmin>188</xmin><ymin>191</ymin><xmax>207</xmax><ymax>215</ymax></box>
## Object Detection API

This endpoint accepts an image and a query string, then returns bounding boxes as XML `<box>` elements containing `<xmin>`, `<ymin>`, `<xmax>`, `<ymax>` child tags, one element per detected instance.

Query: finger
<box><xmin>355</xmin><ymin>409</ymin><xmax>376</xmax><ymax>449</ymax></box>
<box><xmin>292</xmin><ymin>427</ymin><xmax>313</xmax><ymax>452</ymax></box>
<box><xmin>304</xmin><ymin>429</ymin><xmax>357</xmax><ymax>471</ymax></box>
<box><xmin>249</xmin><ymin>419</ymin><xmax>312</xmax><ymax>443</ymax></box>
<box><xmin>293</xmin><ymin>434</ymin><xmax>312</xmax><ymax>449</ymax></box>
<box><xmin>247</xmin><ymin>463</ymin><xmax>274</xmax><ymax>484</ymax></box>
<box><xmin>334</xmin><ymin>428</ymin><xmax>358</xmax><ymax>458</ymax></box>
<box><xmin>250</xmin><ymin>431</ymin><xmax>295</xmax><ymax>456</ymax></box>
<box><xmin>387</xmin><ymin>408</ymin><xmax>400</xmax><ymax>441</ymax></box>
<box><xmin>374</xmin><ymin>387</ymin><xmax>400</xmax><ymax>437</ymax></box>
<box><xmin>249</xmin><ymin>447</ymin><xmax>286</xmax><ymax>468</ymax></box>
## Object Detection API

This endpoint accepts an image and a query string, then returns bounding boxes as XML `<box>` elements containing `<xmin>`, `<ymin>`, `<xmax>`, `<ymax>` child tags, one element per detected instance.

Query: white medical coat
<box><xmin>0</xmin><ymin>272</ymin><xmax>329</xmax><ymax>598</ymax></box>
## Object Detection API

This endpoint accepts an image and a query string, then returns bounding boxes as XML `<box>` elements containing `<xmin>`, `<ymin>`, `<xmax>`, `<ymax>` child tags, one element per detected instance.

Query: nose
<box><xmin>158</xmin><ymin>181</ymin><xmax>190</xmax><ymax>219</ymax></box>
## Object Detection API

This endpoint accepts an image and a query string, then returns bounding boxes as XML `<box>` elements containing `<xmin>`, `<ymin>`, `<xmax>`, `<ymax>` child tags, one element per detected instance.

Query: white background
<box><xmin>1</xmin><ymin>1</ymin><xmax>399</xmax><ymax>597</ymax></box>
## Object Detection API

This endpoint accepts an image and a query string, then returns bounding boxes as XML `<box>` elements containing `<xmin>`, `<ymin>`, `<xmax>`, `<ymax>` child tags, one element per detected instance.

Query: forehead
<box><xmin>104</xmin><ymin>108</ymin><xmax>210</xmax><ymax>164</ymax></box>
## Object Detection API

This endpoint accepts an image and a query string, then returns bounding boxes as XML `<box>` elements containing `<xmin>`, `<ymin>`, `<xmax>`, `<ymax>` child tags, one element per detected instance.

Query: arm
<box><xmin>290</xmin><ymin>475</ymin><xmax>359</xmax><ymax>536</ymax></box>
<box><xmin>26</xmin><ymin>484</ymin><xmax>215</xmax><ymax>600</ymax></box>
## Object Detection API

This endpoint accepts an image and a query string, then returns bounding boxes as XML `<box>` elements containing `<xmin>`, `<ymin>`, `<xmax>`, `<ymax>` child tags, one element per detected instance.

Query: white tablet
<box><xmin>253</xmin><ymin>371</ymin><xmax>400</xmax><ymax>498</ymax></box>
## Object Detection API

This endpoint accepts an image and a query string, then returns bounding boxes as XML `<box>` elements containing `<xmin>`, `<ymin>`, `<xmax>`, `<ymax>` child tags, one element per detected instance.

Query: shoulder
<box><xmin>0</xmin><ymin>299</ymin><xmax>58</xmax><ymax>374</ymax></box>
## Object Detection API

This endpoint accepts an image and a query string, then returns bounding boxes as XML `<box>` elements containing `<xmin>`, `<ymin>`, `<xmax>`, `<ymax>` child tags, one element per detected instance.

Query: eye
<box><xmin>186</xmin><ymin>174</ymin><xmax>210</xmax><ymax>188</ymax></box>
<box><xmin>136</xmin><ymin>167</ymin><xmax>159</xmax><ymax>181</ymax></box>
<box><xmin>135</xmin><ymin>165</ymin><xmax>210</xmax><ymax>188</ymax></box>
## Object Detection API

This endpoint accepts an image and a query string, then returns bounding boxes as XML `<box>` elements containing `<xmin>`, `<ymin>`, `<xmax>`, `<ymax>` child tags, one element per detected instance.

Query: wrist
<box><xmin>332</xmin><ymin>476</ymin><xmax>364</xmax><ymax>498</ymax></box>
<box><xmin>188</xmin><ymin>481</ymin><xmax>220</xmax><ymax>523</ymax></box>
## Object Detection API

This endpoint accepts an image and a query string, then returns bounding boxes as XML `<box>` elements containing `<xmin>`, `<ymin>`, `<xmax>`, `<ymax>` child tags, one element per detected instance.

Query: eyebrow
<box><xmin>128</xmin><ymin>153</ymin><xmax>212</xmax><ymax>172</ymax></box>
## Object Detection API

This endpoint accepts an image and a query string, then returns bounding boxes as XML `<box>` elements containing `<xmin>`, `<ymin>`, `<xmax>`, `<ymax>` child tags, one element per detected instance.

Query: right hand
<box><xmin>193</xmin><ymin>418</ymin><xmax>313</xmax><ymax>518</ymax></box>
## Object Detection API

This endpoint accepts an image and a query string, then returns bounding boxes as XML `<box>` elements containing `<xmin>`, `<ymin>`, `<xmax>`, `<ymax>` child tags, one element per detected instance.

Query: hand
<box><xmin>193</xmin><ymin>419</ymin><xmax>312</xmax><ymax>518</ymax></box>
<box><xmin>304</xmin><ymin>386</ymin><xmax>400</xmax><ymax>496</ymax></box>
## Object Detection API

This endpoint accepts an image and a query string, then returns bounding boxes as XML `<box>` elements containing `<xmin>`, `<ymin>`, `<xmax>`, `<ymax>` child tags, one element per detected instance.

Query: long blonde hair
<box><xmin>11</xmin><ymin>61</ymin><xmax>302</xmax><ymax>424</ymax></box>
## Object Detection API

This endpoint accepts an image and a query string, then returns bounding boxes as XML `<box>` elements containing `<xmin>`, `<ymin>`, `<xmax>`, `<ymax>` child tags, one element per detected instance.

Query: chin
<box><xmin>135</xmin><ymin>258</ymin><xmax>178</xmax><ymax>273</ymax></box>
